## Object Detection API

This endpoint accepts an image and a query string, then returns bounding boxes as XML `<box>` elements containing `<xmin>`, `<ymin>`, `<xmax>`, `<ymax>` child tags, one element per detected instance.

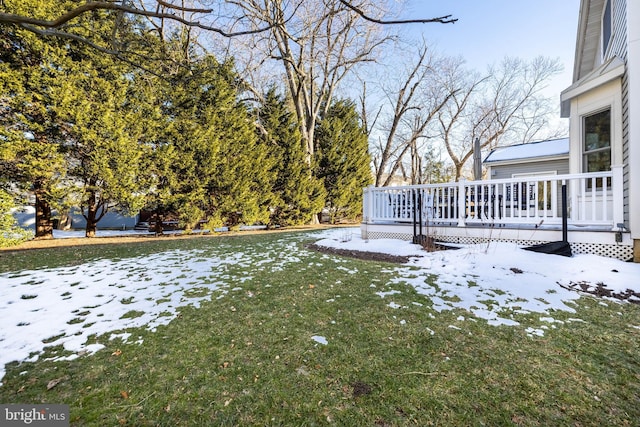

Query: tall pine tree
<box><xmin>315</xmin><ymin>99</ymin><xmax>373</xmax><ymax>223</ymax></box>
<box><xmin>0</xmin><ymin>0</ymin><xmax>71</xmax><ymax>238</ymax></box>
<box><xmin>257</xmin><ymin>89</ymin><xmax>325</xmax><ymax>227</ymax></box>
<box><xmin>148</xmin><ymin>55</ymin><xmax>276</xmax><ymax>231</ymax></box>
<box><xmin>52</xmin><ymin>50</ymin><xmax>149</xmax><ymax>237</ymax></box>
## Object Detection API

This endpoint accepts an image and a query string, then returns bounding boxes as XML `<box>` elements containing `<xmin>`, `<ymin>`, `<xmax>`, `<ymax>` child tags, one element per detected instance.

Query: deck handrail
<box><xmin>363</xmin><ymin>168</ymin><xmax>623</xmax><ymax>230</ymax></box>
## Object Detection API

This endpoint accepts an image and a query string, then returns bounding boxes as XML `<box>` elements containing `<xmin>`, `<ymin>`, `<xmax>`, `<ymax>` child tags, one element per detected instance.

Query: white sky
<box><xmin>2</xmin><ymin>227</ymin><xmax>639</xmax><ymax>384</ymax></box>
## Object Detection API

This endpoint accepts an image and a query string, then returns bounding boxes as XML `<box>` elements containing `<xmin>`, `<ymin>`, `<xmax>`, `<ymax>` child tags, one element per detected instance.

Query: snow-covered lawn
<box><xmin>1</xmin><ymin>227</ymin><xmax>639</xmax><ymax>384</ymax></box>
<box><xmin>316</xmin><ymin>232</ymin><xmax>640</xmax><ymax>328</ymax></box>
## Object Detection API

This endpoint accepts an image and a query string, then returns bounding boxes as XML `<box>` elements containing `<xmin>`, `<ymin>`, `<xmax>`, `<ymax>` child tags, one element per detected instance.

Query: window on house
<box><xmin>602</xmin><ymin>0</ymin><xmax>612</xmax><ymax>57</ymax></box>
<box><xmin>583</xmin><ymin>109</ymin><xmax>611</xmax><ymax>188</ymax></box>
<box><xmin>584</xmin><ymin>109</ymin><xmax>611</xmax><ymax>172</ymax></box>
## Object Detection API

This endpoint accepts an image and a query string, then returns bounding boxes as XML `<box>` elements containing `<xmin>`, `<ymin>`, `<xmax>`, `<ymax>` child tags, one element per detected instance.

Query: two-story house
<box><xmin>560</xmin><ymin>0</ymin><xmax>639</xmax><ymax>261</ymax></box>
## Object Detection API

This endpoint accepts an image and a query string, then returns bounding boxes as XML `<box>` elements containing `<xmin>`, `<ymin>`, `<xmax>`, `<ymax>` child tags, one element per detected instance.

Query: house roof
<box><xmin>573</xmin><ymin>0</ymin><xmax>606</xmax><ymax>82</ymax></box>
<box><xmin>483</xmin><ymin>138</ymin><xmax>569</xmax><ymax>164</ymax></box>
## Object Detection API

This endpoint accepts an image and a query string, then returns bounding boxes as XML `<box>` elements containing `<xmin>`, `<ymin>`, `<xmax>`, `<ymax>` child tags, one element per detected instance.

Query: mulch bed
<box><xmin>304</xmin><ymin>243</ymin><xmax>418</xmax><ymax>264</ymax></box>
<box><xmin>559</xmin><ymin>281</ymin><xmax>640</xmax><ymax>304</ymax></box>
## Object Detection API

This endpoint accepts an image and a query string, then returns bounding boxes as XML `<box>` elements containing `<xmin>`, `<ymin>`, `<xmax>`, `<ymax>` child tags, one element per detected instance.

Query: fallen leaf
<box><xmin>120</xmin><ymin>390</ymin><xmax>129</xmax><ymax>399</ymax></box>
<box><xmin>224</xmin><ymin>399</ymin><xmax>232</xmax><ymax>407</ymax></box>
<box><xmin>47</xmin><ymin>378</ymin><xmax>63</xmax><ymax>390</ymax></box>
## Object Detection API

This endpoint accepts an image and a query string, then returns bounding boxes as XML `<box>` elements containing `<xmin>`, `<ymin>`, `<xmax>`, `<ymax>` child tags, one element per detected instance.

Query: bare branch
<box><xmin>155</xmin><ymin>0</ymin><xmax>210</xmax><ymax>13</ymax></box>
<box><xmin>0</xmin><ymin>1</ymin><xmax>276</xmax><ymax>38</ymax></box>
<box><xmin>337</xmin><ymin>0</ymin><xmax>457</xmax><ymax>25</ymax></box>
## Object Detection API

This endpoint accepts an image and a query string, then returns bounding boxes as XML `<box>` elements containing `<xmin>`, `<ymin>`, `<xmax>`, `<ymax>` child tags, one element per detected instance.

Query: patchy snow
<box><xmin>376</xmin><ymin>290</ymin><xmax>401</xmax><ymax>298</ymax></box>
<box><xmin>1</xmin><ymin>226</ymin><xmax>639</xmax><ymax>385</ymax></box>
<box><xmin>0</xmin><ymin>248</ymin><xmax>236</xmax><ymax>383</ymax></box>
<box><xmin>317</xmin><ymin>235</ymin><xmax>425</xmax><ymax>257</ymax></box>
<box><xmin>311</xmin><ymin>335</ymin><xmax>328</xmax><ymax>345</ymax></box>
<box><xmin>316</xmin><ymin>227</ymin><xmax>640</xmax><ymax>328</ymax></box>
<box><xmin>0</xmin><ymin>233</ymin><xmax>314</xmax><ymax>384</ymax></box>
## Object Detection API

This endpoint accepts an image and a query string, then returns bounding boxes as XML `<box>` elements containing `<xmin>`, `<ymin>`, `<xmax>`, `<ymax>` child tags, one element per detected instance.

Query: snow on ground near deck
<box><xmin>1</xmin><ymin>227</ymin><xmax>639</xmax><ymax>384</ymax></box>
<box><xmin>315</xmin><ymin>229</ymin><xmax>640</xmax><ymax>327</ymax></box>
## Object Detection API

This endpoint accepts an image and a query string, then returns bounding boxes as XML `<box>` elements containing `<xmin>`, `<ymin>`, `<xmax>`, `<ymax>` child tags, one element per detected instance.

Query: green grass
<box><xmin>1</xmin><ymin>231</ymin><xmax>639</xmax><ymax>426</ymax></box>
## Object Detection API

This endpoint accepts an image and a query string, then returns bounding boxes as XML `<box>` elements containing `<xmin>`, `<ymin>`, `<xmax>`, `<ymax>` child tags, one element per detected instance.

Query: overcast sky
<box><xmin>398</xmin><ymin>0</ymin><xmax>581</xmax><ymax>127</ymax></box>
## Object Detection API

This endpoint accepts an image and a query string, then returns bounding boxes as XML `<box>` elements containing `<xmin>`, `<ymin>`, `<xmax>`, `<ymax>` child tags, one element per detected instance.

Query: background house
<box><xmin>12</xmin><ymin>206</ymin><xmax>139</xmax><ymax>231</ymax></box>
<box><xmin>483</xmin><ymin>138</ymin><xmax>569</xmax><ymax>180</ymax></box>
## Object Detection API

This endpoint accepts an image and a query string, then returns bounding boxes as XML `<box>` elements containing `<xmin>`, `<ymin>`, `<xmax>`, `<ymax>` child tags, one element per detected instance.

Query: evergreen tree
<box><xmin>149</xmin><ymin>55</ymin><xmax>275</xmax><ymax>232</ymax></box>
<box><xmin>197</xmin><ymin>59</ymin><xmax>275</xmax><ymax>228</ymax></box>
<box><xmin>257</xmin><ymin>89</ymin><xmax>325</xmax><ymax>227</ymax></box>
<box><xmin>51</xmin><ymin>52</ymin><xmax>150</xmax><ymax>237</ymax></box>
<box><xmin>315</xmin><ymin>99</ymin><xmax>373</xmax><ymax>223</ymax></box>
<box><xmin>1</xmin><ymin>0</ymin><xmax>153</xmax><ymax>238</ymax></box>
<box><xmin>0</xmin><ymin>0</ymin><xmax>71</xmax><ymax>238</ymax></box>
<box><xmin>0</xmin><ymin>189</ymin><xmax>32</xmax><ymax>247</ymax></box>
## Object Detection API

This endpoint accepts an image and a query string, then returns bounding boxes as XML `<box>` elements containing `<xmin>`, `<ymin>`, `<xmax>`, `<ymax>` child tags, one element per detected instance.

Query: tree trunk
<box><xmin>34</xmin><ymin>186</ymin><xmax>54</xmax><ymax>239</ymax></box>
<box><xmin>154</xmin><ymin>210</ymin><xmax>164</xmax><ymax>236</ymax></box>
<box><xmin>85</xmin><ymin>189</ymin><xmax>99</xmax><ymax>238</ymax></box>
<box><xmin>454</xmin><ymin>163</ymin><xmax>463</xmax><ymax>182</ymax></box>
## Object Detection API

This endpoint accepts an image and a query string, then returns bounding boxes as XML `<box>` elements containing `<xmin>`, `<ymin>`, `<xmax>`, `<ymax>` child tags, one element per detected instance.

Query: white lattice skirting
<box><xmin>361</xmin><ymin>227</ymin><xmax>634</xmax><ymax>261</ymax></box>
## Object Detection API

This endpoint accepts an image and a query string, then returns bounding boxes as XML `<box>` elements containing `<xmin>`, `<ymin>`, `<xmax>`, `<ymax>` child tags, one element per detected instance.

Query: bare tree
<box><xmin>367</xmin><ymin>44</ymin><xmax>460</xmax><ymax>186</ymax></box>
<box><xmin>437</xmin><ymin>56</ymin><xmax>562</xmax><ymax>180</ymax></box>
<box><xmin>226</xmin><ymin>0</ymin><xmax>392</xmax><ymax>164</ymax></box>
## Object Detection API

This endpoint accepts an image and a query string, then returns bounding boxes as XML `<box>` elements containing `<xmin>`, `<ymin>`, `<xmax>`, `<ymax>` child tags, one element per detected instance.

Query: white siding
<box><xmin>490</xmin><ymin>159</ymin><xmax>569</xmax><ymax>180</ymax></box>
<box><xmin>627</xmin><ymin>0</ymin><xmax>640</xmax><ymax>240</ymax></box>
<box><xmin>606</xmin><ymin>0</ymin><xmax>628</xmax><ymax>61</ymax></box>
<box><xmin>622</xmin><ymin>67</ymin><xmax>629</xmax><ymax>226</ymax></box>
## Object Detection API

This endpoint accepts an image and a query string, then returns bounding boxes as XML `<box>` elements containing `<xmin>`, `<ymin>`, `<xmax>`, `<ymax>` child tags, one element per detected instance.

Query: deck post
<box><xmin>363</xmin><ymin>185</ymin><xmax>373</xmax><ymax>223</ymax></box>
<box><xmin>611</xmin><ymin>165</ymin><xmax>624</xmax><ymax>230</ymax></box>
<box><xmin>457</xmin><ymin>179</ymin><xmax>466</xmax><ymax>227</ymax></box>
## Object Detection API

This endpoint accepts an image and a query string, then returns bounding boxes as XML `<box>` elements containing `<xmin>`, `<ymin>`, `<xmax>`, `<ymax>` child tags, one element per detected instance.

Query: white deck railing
<box><xmin>363</xmin><ymin>166</ymin><xmax>624</xmax><ymax>230</ymax></box>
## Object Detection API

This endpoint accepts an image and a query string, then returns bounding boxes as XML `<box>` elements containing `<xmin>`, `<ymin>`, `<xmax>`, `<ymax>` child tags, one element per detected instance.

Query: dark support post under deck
<box><xmin>562</xmin><ymin>184</ymin><xmax>568</xmax><ymax>243</ymax></box>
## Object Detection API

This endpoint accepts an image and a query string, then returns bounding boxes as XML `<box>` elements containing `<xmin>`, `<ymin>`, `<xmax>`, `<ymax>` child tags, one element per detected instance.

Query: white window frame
<box><xmin>582</xmin><ymin>108</ymin><xmax>612</xmax><ymax>174</ymax></box>
<box><xmin>567</xmin><ymin>78</ymin><xmax>622</xmax><ymax>176</ymax></box>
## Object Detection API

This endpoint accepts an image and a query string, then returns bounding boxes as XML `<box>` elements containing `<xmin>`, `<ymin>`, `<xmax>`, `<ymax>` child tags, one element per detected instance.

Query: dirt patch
<box><xmin>351</xmin><ymin>381</ymin><xmax>373</xmax><ymax>398</ymax></box>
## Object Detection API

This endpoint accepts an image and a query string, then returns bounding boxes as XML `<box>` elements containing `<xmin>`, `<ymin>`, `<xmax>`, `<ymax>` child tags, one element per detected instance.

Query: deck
<box><xmin>361</xmin><ymin>167</ymin><xmax>633</xmax><ymax>260</ymax></box>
